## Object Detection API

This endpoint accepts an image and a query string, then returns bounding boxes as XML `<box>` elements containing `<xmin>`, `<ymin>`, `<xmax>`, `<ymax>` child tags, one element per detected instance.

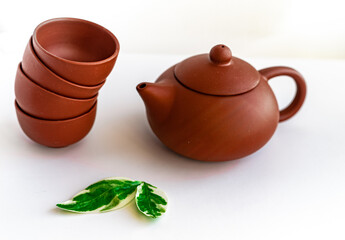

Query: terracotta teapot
<box><xmin>137</xmin><ymin>44</ymin><xmax>306</xmax><ymax>161</ymax></box>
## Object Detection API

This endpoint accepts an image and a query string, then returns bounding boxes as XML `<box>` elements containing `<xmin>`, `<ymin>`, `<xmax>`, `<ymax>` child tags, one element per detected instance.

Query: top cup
<box><xmin>32</xmin><ymin>18</ymin><xmax>119</xmax><ymax>86</ymax></box>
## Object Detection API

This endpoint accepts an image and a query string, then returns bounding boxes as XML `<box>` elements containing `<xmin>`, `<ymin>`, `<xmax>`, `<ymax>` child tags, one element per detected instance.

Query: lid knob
<box><xmin>209</xmin><ymin>44</ymin><xmax>232</xmax><ymax>65</ymax></box>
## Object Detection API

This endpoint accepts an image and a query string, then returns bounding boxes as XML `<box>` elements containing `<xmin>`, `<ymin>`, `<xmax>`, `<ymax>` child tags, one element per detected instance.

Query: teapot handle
<box><xmin>259</xmin><ymin>66</ymin><xmax>307</xmax><ymax>122</ymax></box>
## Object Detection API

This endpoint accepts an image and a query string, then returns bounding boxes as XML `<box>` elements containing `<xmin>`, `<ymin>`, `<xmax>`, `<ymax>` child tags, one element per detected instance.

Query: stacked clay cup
<box><xmin>15</xmin><ymin>18</ymin><xmax>120</xmax><ymax>147</ymax></box>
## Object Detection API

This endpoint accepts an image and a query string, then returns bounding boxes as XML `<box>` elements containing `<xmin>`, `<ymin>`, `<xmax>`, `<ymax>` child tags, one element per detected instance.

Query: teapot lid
<box><xmin>174</xmin><ymin>44</ymin><xmax>260</xmax><ymax>96</ymax></box>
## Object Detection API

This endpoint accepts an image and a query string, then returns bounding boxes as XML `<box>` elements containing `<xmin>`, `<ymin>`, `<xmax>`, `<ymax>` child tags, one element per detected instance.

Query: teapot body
<box><xmin>137</xmin><ymin>44</ymin><xmax>306</xmax><ymax>162</ymax></box>
<box><xmin>146</xmin><ymin>66</ymin><xmax>280</xmax><ymax>161</ymax></box>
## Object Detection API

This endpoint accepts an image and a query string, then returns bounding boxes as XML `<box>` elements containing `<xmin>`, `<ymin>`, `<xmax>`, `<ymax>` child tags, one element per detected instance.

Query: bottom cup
<box><xmin>15</xmin><ymin>101</ymin><xmax>97</xmax><ymax>147</ymax></box>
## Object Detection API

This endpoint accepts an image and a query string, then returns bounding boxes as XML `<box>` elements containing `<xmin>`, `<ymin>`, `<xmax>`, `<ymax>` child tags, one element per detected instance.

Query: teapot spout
<box><xmin>137</xmin><ymin>82</ymin><xmax>174</xmax><ymax>123</ymax></box>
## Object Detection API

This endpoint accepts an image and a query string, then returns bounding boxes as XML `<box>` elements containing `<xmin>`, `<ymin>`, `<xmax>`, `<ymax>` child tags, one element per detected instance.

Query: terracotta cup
<box><xmin>32</xmin><ymin>18</ymin><xmax>120</xmax><ymax>86</ymax></box>
<box><xmin>15</xmin><ymin>101</ymin><xmax>97</xmax><ymax>148</ymax></box>
<box><xmin>15</xmin><ymin>63</ymin><xmax>97</xmax><ymax>120</ymax></box>
<box><xmin>22</xmin><ymin>37</ymin><xmax>105</xmax><ymax>99</ymax></box>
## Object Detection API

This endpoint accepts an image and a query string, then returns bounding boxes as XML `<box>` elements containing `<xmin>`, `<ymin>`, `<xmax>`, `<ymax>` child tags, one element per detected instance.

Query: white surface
<box><xmin>1</xmin><ymin>46</ymin><xmax>345</xmax><ymax>239</ymax></box>
<box><xmin>1</xmin><ymin>0</ymin><xmax>345</xmax><ymax>58</ymax></box>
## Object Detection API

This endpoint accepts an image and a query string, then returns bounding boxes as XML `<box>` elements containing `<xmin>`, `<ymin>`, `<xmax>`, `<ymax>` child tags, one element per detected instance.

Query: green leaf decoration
<box><xmin>135</xmin><ymin>182</ymin><xmax>168</xmax><ymax>218</ymax></box>
<box><xmin>57</xmin><ymin>177</ymin><xmax>141</xmax><ymax>213</ymax></box>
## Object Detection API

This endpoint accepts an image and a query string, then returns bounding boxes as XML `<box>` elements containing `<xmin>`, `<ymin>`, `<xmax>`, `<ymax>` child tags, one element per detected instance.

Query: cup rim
<box><xmin>17</xmin><ymin>63</ymin><xmax>98</xmax><ymax>102</ymax></box>
<box><xmin>15</xmin><ymin>100</ymin><xmax>97</xmax><ymax>122</ymax></box>
<box><xmin>32</xmin><ymin>17</ymin><xmax>120</xmax><ymax>66</ymax></box>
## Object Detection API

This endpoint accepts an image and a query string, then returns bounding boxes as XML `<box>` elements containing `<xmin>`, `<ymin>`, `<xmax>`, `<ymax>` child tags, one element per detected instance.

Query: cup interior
<box><xmin>35</xmin><ymin>19</ymin><xmax>117</xmax><ymax>62</ymax></box>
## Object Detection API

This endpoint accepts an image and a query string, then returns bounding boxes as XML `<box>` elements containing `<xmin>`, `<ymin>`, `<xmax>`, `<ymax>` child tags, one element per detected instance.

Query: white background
<box><xmin>1</xmin><ymin>1</ymin><xmax>345</xmax><ymax>240</ymax></box>
<box><xmin>0</xmin><ymin>0</ymin><xmax>345</xmax><ymax>58</ymax></box>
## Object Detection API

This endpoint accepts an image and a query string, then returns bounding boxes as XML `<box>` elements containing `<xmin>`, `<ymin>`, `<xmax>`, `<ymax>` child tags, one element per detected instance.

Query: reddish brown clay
<box><xmin>32</xmin><ymin>18</ymin><xmax>119</xmax><ymax>86</ymax></box>
<box><xmin>15</xmin><ymin>63</ymin><xmax>97</xmax><ymax>120</ymax></box>
<box><xmin>15</xmin><ymin>101</ymin><xmax>97</xmax><ymax>148</ymax></box>
<box><xmin>22</xmin><ymin>37</ymin><xmax>105</xmax><ymax>99</ymax></box>
<box><xmin>137</xmin><ymin>44</ymin><xmax>307</xmax><ymax>162</ymax></box>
